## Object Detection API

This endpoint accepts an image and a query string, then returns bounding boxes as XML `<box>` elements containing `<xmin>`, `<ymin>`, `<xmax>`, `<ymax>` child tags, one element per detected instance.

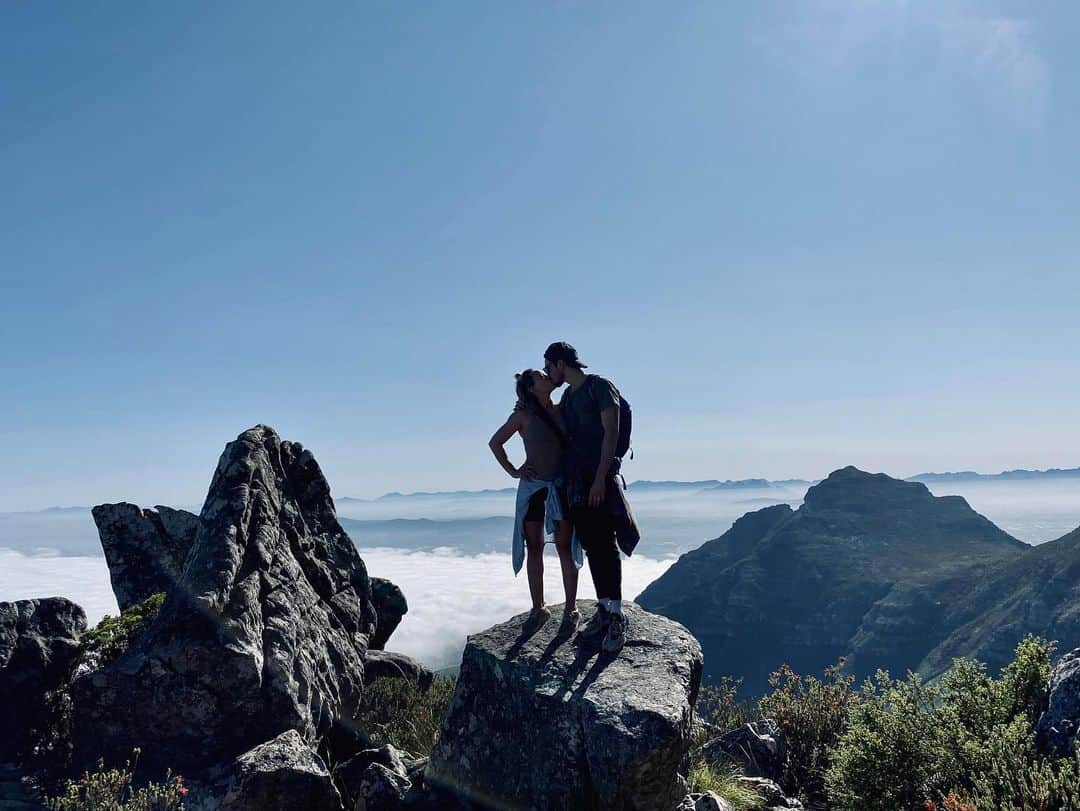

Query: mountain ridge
<box><xmin>637</xmin><ymin>466</ymin><xmax>1039</xmax><ymax>695</ymax></box>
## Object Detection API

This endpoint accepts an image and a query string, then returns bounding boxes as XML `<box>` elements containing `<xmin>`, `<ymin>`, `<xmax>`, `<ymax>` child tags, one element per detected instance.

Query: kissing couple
<box><xmin>488</xmin><ymin>341</ymin><xmax>639</xmax><ymax>654</ymax></box>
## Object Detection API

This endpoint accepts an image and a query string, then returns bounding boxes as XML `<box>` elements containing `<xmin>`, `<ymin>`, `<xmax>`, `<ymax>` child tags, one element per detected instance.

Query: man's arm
<box><xmin>588</xmin><ymin>404</ymin><xmax>619</xmax><ymax>507</ymax></box>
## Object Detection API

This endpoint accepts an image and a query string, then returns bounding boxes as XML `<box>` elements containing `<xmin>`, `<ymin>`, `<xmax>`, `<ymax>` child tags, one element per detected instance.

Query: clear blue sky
<box><xmin>3</xmin><ymin>2</ymin><xmax>1078</xmax><ymax>511</ymax></box>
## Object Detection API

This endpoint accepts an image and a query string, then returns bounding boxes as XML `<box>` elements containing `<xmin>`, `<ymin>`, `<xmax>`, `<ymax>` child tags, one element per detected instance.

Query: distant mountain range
<box><xmin>339</xmin><ymin>466</ymin><xmax>1079</xmax><ymax>502</ymax></box>
<box><xmin>907</xmin><ymin>467</ymin><xmax>1080</xmax><ymax>483</ymax></box>
<box><xmin>637</xmin><ymin>466</ymin><xmax>1080</xmax><ymax>697</ymax></box>
<box><xmin>339</xmin><ymin>516</ymin><xmax>512</xmax><ymax>554</ymax></box>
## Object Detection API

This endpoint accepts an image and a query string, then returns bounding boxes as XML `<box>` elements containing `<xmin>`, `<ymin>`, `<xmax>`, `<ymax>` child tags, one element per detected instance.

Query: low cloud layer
<box><xmin>0</xmin><ymin>548</ymin><xmax>675</xmax><ymax>671</ymax></box>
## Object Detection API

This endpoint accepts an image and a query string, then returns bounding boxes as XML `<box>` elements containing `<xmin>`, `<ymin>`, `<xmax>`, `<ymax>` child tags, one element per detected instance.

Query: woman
<box><xmin>488</xmin><ymin>369</ymin><xmax>582</xmax><ymax>629</ymax></box>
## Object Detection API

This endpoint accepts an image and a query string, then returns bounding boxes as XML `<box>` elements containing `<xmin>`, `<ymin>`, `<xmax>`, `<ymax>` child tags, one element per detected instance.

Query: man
<box><xmin>543</xmin><ymin>341</ymin><xmax>638</xmax><ymax>653</ymax></box>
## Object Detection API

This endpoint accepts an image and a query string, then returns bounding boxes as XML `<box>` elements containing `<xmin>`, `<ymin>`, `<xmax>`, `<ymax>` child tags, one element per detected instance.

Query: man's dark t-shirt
<box><xmin>559</xmin><ymin>374</ymin><xmax>620</xmax><ymax>479</ymax></box>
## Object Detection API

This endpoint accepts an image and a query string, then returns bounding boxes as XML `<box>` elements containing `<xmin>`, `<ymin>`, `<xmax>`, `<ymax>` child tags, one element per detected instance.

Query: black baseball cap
<box><xmin>544</xmin><ymin>341</ymin><xmax>587</xmax><ymax>369</ymax></box>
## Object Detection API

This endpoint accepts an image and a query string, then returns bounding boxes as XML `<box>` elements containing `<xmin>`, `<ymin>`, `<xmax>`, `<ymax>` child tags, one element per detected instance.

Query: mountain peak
<box><xmin>802</xmin><ymin>466</ymin><xmax>933</xmax><ymax>514</ymax></box>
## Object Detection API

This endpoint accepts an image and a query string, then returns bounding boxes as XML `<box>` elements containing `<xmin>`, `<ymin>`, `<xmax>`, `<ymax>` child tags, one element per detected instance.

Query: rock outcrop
<box><xmin>700</xmin><ymin>719</ymin><xmax>787</xmax><ymax>782</ymax></box>
<box><xmin>638</xmin><ymin>467</ymin><xmax>1029</xmax><ymax>694</ymax></box>
<box><xmin>216</xmin><ymin>730</ymin><xmax>343</xmax><ymax>811</ymax></box>
<box><xmin>0</xmin><ymin>598</ymin><xmax>86</xmax><ymax>761</ymax></box>
<box><xmin>91</xmin><ymin>503</ymin><xmax>198</xmax><ymax>611</ymax></box>
<box><xmin>334</xmin><ymin>743</ymin><xmax>415</xmax><ymax>811</ymax></box>
<box><xmin>1036</xmin><ymin>646</ymin><xmax>1080</xmax><ymax>757</ymax></box>
<box><xmin>364</xmin><ymin>649</ymin><xmax>435</xmax><ymax>691</ymax></box>
<box><xmin>370</xmin><ymin>578</ymin><xmax>408</xmax><ymax>651</ymax></box>
<box><xmin>426</xmin><ymin>601</ymin><xmax>702</xmax><ymax>810</ymax></box>
<box><xmin>72</xmin><ymin>426</ymin><xmax>379</xmax><ymax>774</ymax></box>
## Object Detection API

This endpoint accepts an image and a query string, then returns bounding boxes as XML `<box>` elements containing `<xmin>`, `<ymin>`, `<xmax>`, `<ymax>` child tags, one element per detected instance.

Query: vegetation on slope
<box><xmin>694</xmin><ymin>636</ymin><xmax>1080</xmax><ymax>810</ymax></box>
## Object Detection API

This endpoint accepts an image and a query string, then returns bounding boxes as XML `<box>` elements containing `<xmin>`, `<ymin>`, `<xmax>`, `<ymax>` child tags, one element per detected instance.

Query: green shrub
<box><xmin>825</xmin><ymin>636</ymin><xmax>1080</xmax><ymax>811</ymax></box>
<box><xmin>352</xmin><ymin>675</ymin><xmax>457</xmax><ymax>756</ymax></box>
<box><xmin>77</xmin><ymin>593</ymin><xmax>165</xmax><ymax>673</ymax></box>
<box><xmin>825</xmin><ymin>669</ymin><xmax>947</xmax><ymax>810</ymax></box>
<box><xmin>962</xmin><ymin>717</ymin><xmax>1080</xmax><ymax>811</ymax></box>
<box><xmin>758</xmin><ymin>659</ymin><xmax>854</xmax><ymax>803</ymax></box>
<box><xmin>47</xmin><ymin>750</ymin><xmax>186</xmax><ymax>811</ymax></box>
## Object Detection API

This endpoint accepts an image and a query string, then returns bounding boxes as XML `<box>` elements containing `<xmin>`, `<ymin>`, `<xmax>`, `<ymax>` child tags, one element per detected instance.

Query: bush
<box><xmin>77</xmin><ymin>593</ymin><xmax>165</xmax><ymax>673</ymax></box>
<box><xmin>825</xmin><ymin>636</ymin><xmax>1080</xmax><ymax>811</ymax></box>
<box><xmin>47</xmin><ymin>750</ymin><xmax>187</xmax><ymax>811</ymax></box>
<box><xmin>353</xmin><ymin>675</ymin><xmax>457</xmax><ymax>756</ymax></box>
<box><xmin>758</xmin><ymin>659</ymin><xmax>854</xmax><ymax>803</ymax></box>
<box><xmin>825</xmin><ymin>669</ymin><xmax>947</xmax><ymax>810</ymax></box>
<box><xmin>696</xmin><ymin>676</ymin><xmax>757</xmax><ymax>737</ymax></box>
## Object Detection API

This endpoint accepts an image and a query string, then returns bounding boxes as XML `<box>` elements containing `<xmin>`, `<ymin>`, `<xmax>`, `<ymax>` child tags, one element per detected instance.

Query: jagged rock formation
<box><xmin>92</xmin><ymin>508</ymin><xmax>406</xmax><ymax>652</ymax></box>
<box><xmin>369</xmin><ymin>577</ymin><xmax>407</xmax><ymax>651</ymax></box>
<box><xmin>638</xmin><ymin>467</ymin><xmax>1029</xmax><ymax>694</ymax></box>
<box><xmin>0</xmin><ymin>598</ymin><xmax>86</xmax><ymax>761</ymax></box>
<box><xmin>1036</xmin><ymin>646</ymin><xmax>1080</xmax><ymax>757</ymax></box>
<box><xmin>426</xmin><ymin>601</ymin><xmax>702</xmax><ymax>810</ymax></box>
<box><xmin>72</xmin><ymin>426</ymin><xmax>379</xmax><ymax>774</ymax></box>
<box><xmin>91</xmin><ymin>503</ymin><xmax>198</xmax><ymax>610</ymax></box>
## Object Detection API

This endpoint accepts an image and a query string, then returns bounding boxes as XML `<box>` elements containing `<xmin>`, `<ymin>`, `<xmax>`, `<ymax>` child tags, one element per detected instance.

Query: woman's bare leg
<box><xmin>554</xmin><ymin>520</ymin><xmax>578</xmax><ymax>609</ymax></box>
<box><xmin>524</xmin><ymin>521</ymin><xmax>545</xmax><ymax>611</ymax></box>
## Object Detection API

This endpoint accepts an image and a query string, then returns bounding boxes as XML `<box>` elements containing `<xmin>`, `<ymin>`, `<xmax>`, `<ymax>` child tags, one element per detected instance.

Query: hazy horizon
<box><xmin>4</xmin><ymin>472</ymin><xmax>1077</xmax><ymax>669</ymax></box>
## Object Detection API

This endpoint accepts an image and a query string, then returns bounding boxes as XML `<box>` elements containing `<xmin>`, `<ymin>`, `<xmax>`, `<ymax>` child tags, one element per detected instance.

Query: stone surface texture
<box><xmin>426</xmin><ymin>601</ymin><xmax>702</xmax><ymax>811</ymax></box>
<box><xmin>91</xmin><ymin>503</ymin><xmax>198</xmax><ymax>611</ymax></box>
<box><xmin>370</xmin><ymin>578</ymin><xmax>408</xmax><ymax>651</ymax></box>
<box><xmin>218</xmin><ymin>730</ymin><xmax>343</xmax><ymax>811</ymax></box>
<box><xmin>364</xmin><ymin>649</ymin><xmax>435</xmax><ymax>691</ymax></box>
<box><xmin>72</xmin><ymin>425</ymin><xmax>379</xmax><ymax>773</ymax></box>
<box><xmin>1036</xmin><ymin>646</ymin><xmax>1080</xmax><ymax>757</ymax></box>
<box><xmin>701</xmin><ymin>719</ymin><xmax>787</xmax><ymax>783</ymax></box>
<box><xmin>0</xmin><ymin>597</ymin><xmax>86</xmax><ymax>761</ymax></box>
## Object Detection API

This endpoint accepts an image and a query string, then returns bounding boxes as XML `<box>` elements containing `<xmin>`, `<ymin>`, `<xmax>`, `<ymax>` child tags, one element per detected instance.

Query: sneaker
<box><xmin>576</xmin><ymin>604</ymin><xmax>609</xmax><ymax>640</ymax></box>
<box><xmin>561</xmin><ymin>607</ymin><xmax>580</xmax><ymax>631</ymax></box>
<box><xmin>602</xmin><ymin>612</ymin><xmax>626</xmax><ymax>653</ymax></box>
<box><xmin>523</xmin><ymin>606</ymin><xmax>551</xmax><ymax>632</ymax></box>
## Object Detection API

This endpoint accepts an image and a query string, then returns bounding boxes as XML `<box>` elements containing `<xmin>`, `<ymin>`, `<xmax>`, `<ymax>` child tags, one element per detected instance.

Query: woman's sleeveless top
<box><xmin>521</xmin><ymin>408</ymin><xmax>565</xmax><ymax>481</ymax></box>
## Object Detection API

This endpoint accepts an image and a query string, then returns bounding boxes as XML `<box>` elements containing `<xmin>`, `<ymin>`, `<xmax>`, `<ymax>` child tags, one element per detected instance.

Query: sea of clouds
<box><xmin>0</xmin><ymin>547</ymin><xmax>675</xmax><ymax>671</ymax></box>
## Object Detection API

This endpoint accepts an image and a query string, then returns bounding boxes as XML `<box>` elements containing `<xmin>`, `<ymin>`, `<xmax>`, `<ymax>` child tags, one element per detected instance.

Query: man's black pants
<box><xmin>571</xmin><ymin>503</ymin><xmax>621</xmax><ymax>601</ymax></box>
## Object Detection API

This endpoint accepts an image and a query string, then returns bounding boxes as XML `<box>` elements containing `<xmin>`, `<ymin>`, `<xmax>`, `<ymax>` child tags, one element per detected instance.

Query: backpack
<box><xmin>615</xmin><ymin>394</ymin><xmax>633</xmax><ymax>461</ymax></box>
<box><xmin>582</xmin><ymin>376</ymin><xmax>633</xmax><ymax>461</ymax></box>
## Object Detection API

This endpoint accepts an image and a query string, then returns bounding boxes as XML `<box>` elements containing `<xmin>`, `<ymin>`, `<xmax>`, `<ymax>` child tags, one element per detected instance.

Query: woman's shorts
<box><xmin>523</xmin><ymin>486</ymin><xmax>568</xmax><ymax>524</ymax></box>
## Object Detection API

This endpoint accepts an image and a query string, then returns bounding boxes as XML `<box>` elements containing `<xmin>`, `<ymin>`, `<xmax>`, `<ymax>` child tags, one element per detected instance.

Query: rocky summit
<box><xmin>426</xmin><ymin>601</ymin><xmax>702</xmax><ymax>811</ymax></box>
<box><xmin>72</xmin><ymin>425</ymin><xmax>380</xmax><ymax>774</ymax></box>
<box><xmin>638</xmin><ymin>466</ymin><xmax>1029</xmax><ymax>694</ymax></box>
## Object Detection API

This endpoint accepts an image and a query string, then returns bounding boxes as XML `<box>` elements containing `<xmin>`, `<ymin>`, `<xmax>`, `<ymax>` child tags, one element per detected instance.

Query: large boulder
<box><xmin>72</xmin><ymin>426</ymin><xmax>379</xmax><ymax>774</ymax></box>
<box><xmin>217</xmin><ymin>730</ymin><xmax>343</xmax><ymax>811</ymax></box>
<box><xmin>370</xmin><ymin>578</ymin><xmax>408</xmax><ymax>651</ymax></box>
<box><xmin>91</xmin><ymin>503</ymin><xmax>198</xmax><ymax>610</ymax></box>
<box><xmin>426</xmin><ymin>601</ymin><xmax>702</xmax><ymax>810</ymax></box>
<box><xmin>1036</xmin><ymin>647</ymin><xmax>1080</xmax><ymax>757</ymax></box>
<box><xmin>0</xmin><ymin>597</ymin><xmax>86</xmax><ymax>761</ymax></box>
